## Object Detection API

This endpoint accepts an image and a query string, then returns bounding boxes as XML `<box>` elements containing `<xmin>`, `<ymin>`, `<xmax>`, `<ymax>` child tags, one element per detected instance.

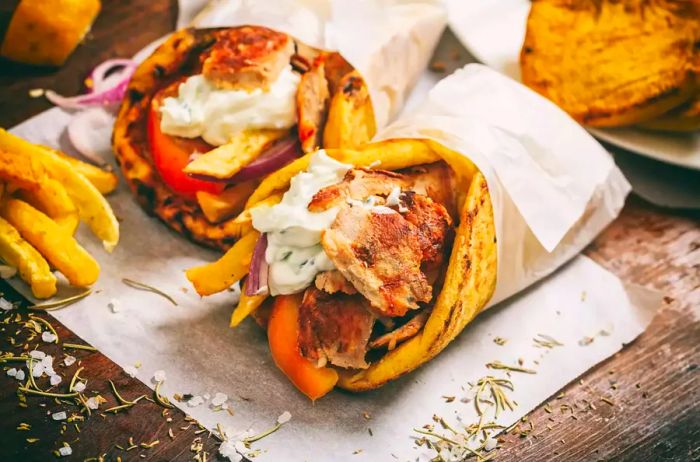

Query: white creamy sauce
<box><xmin>251</xmin><ymin>151</ymin><xmax>352</xmax><ymax>295</ymax></box>
<box><xmin>159</xmin><ymin>65</ymin><xmax>300</xmax><ymax>146</ymax></box>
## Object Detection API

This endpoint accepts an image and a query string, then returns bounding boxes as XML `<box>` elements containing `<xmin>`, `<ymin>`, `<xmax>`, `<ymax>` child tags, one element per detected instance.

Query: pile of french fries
<box><xmin>0</xmin><ymin>129</ymin><xmax>119</xmax><ymax>299</ymax></box>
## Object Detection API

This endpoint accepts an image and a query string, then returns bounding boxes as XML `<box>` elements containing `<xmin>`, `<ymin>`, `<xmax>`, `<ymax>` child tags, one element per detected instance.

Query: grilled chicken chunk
<box><xmin>201</xmin><ymin>27</ymin><xmax>295</xmax><ymax>91</ymax></box>
<box><xmin>298</xmin><ymin>288</ymin><xmax>374</xmax><ymax>369</ymax></box>
<box><xmin>315</xmin><ymin>270</ymin><xmax>357</xmax><ymax>295</ymax></box>
<box><xmin>400</xmin><ymin>162</ymin><xmax>457</xmax><ymax>220</ymax></box>
<box><xmin>399</xmin><ymin>191</ymin><xmax>452</xmax><ymax>268</ymax></box>
<box><xmin>309</xmin><ymin>163</ymin><xmax>456</xmax><ymax>218</ymax></box>
<box><xmin>308</xmin><ymin>168</ymin><xmax>410</xmax><ymax>212</ymax></box>
<box><xmin>321</xmin><ymin>204</ymin><xmax>433</xmax><ymax>317</ymax></box>
<box><xmin>296</xmin><ymin>59</ymin><xmax>330</xmax><ymax>153</ymax></box>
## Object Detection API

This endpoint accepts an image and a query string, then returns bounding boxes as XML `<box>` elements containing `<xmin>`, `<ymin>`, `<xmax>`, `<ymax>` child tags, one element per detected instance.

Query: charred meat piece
<box><xmin>369</xmin><ymin>310</ymin><xmax>430</xmax><ymax>351</ymax></box>
<box><xmin>321</xmin><ymin>205</ymin><xmax>433</xmax><ymax>317</ymax></box>
<box><xmin>298</xmin><ymin>287</ymin><xmax>374</xmax><ymax>369</ymax></box>
<box><xmin>308</xmin><ymin>168</ymin><xmax>410</xmax><ymax>212</ymax></box>
<box><xmin>315</xmin><ymin>270</ymin><xmax>357</xmax><ymax>295</ymax></box>
<box><xmin>296</xmin><ymin>59</ymin><xmax>330</xmax><ymax>153</ymax></box>
<box><xmin>398</xmin><ymin>191</ymin><xmax>452</xmax><ymax>268</ymax></box>
<box><xmin>201</xmin><ymin>27</ymin><xmax>295</xmax><ymax>91</ymax></box>
<box><xmin>401</xmin><ymin>162</ymin><xmax>457</xmax><ymax>220</ymax></box>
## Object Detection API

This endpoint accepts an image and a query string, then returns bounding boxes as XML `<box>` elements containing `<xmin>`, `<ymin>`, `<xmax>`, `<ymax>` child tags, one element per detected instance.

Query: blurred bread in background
<box><xmin>520</xmin><ymin>0</ymin><xmax>699</xmax><ymax>132</ymax></box>
<box><xmin>0</xmin><ymin>0</ymin><xmax>101</xmax><ymax>66</ymax></box>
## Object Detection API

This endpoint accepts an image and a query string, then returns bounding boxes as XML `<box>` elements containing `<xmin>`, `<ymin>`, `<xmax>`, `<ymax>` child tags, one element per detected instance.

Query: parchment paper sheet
<box><xmin>6</xmin><ymin>3</ymin><xmax>661</xmax><ymax>460</ymax></box>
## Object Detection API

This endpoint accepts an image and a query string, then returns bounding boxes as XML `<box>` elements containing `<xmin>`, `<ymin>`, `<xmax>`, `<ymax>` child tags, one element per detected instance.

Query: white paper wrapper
<box><xmin>187</xmin><ymin>0</ymin><xmax>447</xmax><ymax>129</ymax></box>
<box><xmin>378</xmin><ymin>64</ymin><xmax>631</xmax><ymax>305</ymax></box>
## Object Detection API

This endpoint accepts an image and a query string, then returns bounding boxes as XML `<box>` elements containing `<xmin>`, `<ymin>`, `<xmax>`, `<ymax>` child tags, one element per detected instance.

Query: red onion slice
<box><xmin>246</xmin><ymin>234</ymin><xmax>269</xmax><ymax>296</ymax></box>
<box><xmin>189</xmin><ymin>136</ymin><xmax>302</xmax><ymax>184</ymax></box>
<box><xmin>46</xmin><ymin>59</ymin><xmax>136</xmax><ymax>109</ymax></box>
<box><xmin>88</xmin><ymin>59</ymin><xmax>136</xmax><ymax>92</ymax></box>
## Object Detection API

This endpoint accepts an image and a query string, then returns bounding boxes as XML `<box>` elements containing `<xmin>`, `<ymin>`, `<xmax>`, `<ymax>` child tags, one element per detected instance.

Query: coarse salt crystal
<box><xmin>203</xmin><ymin>393</ymin><xmax>211</xmax><ymax>400</ymax></box>
<box><xmin>52</xmin><ymin>411</ymin><xmax>67</xmax><ymax>421</ymax></box>
<box><xmin>218</xmin><ymin>440</ymin><xmax>243</xmax><ymax>462</ymax></box>
<box><xmin>124</xmin><ymin>366</ymin><xmax>138</xmax><ymax>378</ymax></box>
<box><xmin>234</xmin><ymin>440</ymin><xmax>247</xmax><ymax>454</ymax></box>
<box><xmin>73</xmin><ymin>382</ymin><xmax>86</xmax><ymax>393</ymax></box>
<box><xmin>29</xmin><ymin>350</ymin><xmax>46</xmax><ymax>359</ymax></box>
<box><xmin>0</xmin><ymin>297</ymin><xmax>14</xmax><ymax>311</ymax></box>
<box><xmin>153</xmin><ymin>370</ymin><xmax>166</xmax><ymax>383</ymax></box>
<box><xmin>484</xmin><ymin>437</ymin><xmax>498</xmax><ymax>451</ymax></box>
<box><xmin>85</xmin><ymin>397</ymin><xmax>100</xmax><ymax>410</ymax></box>
<box><xmin>50</xmin><ymin>374</ymin><xmax>62</xmax><ymax>386</ymax></box>
<box><xmin>58</xmin><ymin>444</ymin><xmax>72</xmax><ymax>456</ymax></box>
<box><xmin>107</xmin><ymin>298</ymin><xmax>121</xmax><ymax>313</ymax></box>
<box><xmin>32</xmin><ymin>362</ymin><xmax>45</xmax><ymax>378</ymax></box>
<box><xmin>15</xmin><ymin>370</ymin><xmax>25</xmax><ymax>381</ymax></box>
<box><xmin>277</xmin><ymin>411</ymin><xmax>292</xmax><ymax>425</ymax></box>
<box><xmin>212</xmin><ymin>392</ymin><xmax>228</xmax><ymax>407</ymax></box>
<box><xmin>6</xmin><ymin>368</ymin><xmax>17</xmax><ymax>377</ymax></box>
<box><xmin>187</xmin><ymin>395</ymin><xmax>204</xmax><ymax>407</ymax></box>
<box><xmin>41</xmin><ymin>331</ymin><xmax>57</xmax><ymax>343</ymax></box>
<box><xmin>63</xmin><ymin>355</ymin><xmax>76</xmax><ymax>367</ymax></box>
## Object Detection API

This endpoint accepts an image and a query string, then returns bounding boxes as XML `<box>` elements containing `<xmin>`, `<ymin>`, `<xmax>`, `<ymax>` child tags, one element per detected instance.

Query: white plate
<box><xmin>446</xmin><ymin>0</ymin><xmax>700</xmax><ymax>171</ymax></box>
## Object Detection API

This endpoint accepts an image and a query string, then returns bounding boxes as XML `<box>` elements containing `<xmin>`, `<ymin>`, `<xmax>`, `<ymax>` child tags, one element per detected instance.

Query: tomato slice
<box><xmin>147</xmin><ymin>86</ymin><xmax>224</xmax><ymax>199</ymax></box>
<box><xmin>268</xmin><ymin>294</ymin><xmax>339</xmax><ymax>400</ymax></box>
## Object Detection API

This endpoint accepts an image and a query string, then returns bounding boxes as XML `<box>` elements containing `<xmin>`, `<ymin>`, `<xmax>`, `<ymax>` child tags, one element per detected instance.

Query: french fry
<box><xmin>0</xmin><ymin>149</ymin><xmax>46</xmax><ymax>190</ymax></box>
<box><xmin>184</xmin><ymin>129</ymin><xmax>286</xmax><ymax>179</ymax></box>
<box><xmin>19</xmin><ymin>178</ymin><xmax>79</xmax><ymax>235</ymax></box>
<box><xmin>196</xmin><ymin>180</ymin><xmax>258</xmax><ymax>224</ymax></box>
<box><xmin>186</xmin><ymin>231</ymin><xmax>260</xmax><ymax>296</ymax></box>
<box><xmin>0</xmin><ymin>129</ymin><xmax>119</xmax><ymax>252</ymax></box>
<box><xmin>230</xmin><ymin>280</ymin><xmax>268</xmax><ymax>327</ymax></box>
<box><xmin>0</xmin><ymin>216</ymin><xmax>57</xmax><ymax>299</ymax></box>
<box><xmin>323</xmin><ymin>71</ymin><xmax>376</xmax><ymax>149</ymax></box>
<box><xmin>57</xmin><ymin>153</ymin><xmax>119</xmax><ymax>195</ymax></box>
<box><xmin>1</xmin><ymin>199</ymin><xmax>99</xmax><ymax>287</ymax></box>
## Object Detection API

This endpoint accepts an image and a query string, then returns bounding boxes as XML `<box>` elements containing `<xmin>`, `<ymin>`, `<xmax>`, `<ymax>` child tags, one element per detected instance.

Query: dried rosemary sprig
<box><xmin>485</xmin><ymin>361</ymin><xmax>536</xmax><ymax>375</ymax></box>
<box><xmin>27</xmin><ymin>290</ymin><xmax>92</xmax><ymax>311</ymax></box>
<box><xmin>533</xmin><ymin>334</ymin><xmax>564</xmax><ymax>349</ymax></box>
<box><xmin>122</xmin><ymin>278</ymin><xmax>177</xmax><ymax>306</ymax></box>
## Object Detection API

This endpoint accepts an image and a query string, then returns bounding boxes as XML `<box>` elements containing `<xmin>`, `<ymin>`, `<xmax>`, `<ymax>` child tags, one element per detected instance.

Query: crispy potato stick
<box><xmin>0</xmin><ymin>149</ymin><xmax>46</xmax><ymax>190</ymax></box>
<box><xmin>19</xmin><ymin>178</ymin><xmax>79</xmax><ymax>235</ymax></box>
<box><xmin>196</xmin><ymin>180</ymin><xmax>258</xmax><ymax>224</ymax></box>
<box><xmin>338</xmin><ymin>172</ymin><xmax>497</xmax><ymax>390</ymax></box>
<box><xmin>186</xmin><ymin>231</ymin><xmax>260</xmax><ymax>296</ymax></box>
<box><xmin>323</xmin><ymin>71</ymin><xmax>376</xmax><ymax>149</ymax></box>
<box><xmin>230</xmin><ymin>280</ymin><xmax>268</xmax><ymax>327</ymax></box>
<box><xmin>0</xmin><ymin>130</ymin><xmax>119</xmax><ymax>251</ymax></box>
<box><xmin>184</xmin><ymin>129</ymin><xmax>286</xmax><ymax>179</ymax></box>
<box><xmin>56</xmin><ymin>153</ymin><xmax>119</xmax><ymax>195</ymax></box>
<box><xmin>0</xmin><ymin>216</ymin><xmax>57</xmax><ymax>299</ymax></box>
<box><xmin>1</xmin><ymin>199</ymin><xmax>99</xmax><ymax>287</ymax></box>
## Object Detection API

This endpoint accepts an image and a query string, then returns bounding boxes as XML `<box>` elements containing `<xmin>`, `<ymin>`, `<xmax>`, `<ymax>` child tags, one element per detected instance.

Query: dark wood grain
<box><xmin>0</xmin><ymin>1</ymin><xmax>698</xmax><ymax>461</ymax></box>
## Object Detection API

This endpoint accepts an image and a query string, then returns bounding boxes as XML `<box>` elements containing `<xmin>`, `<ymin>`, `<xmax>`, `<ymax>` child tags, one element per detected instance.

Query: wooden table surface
<box><xmin>1</xmin><ymin>1</ymin><xmax>698</xmax><ymax>461</ymax></box>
